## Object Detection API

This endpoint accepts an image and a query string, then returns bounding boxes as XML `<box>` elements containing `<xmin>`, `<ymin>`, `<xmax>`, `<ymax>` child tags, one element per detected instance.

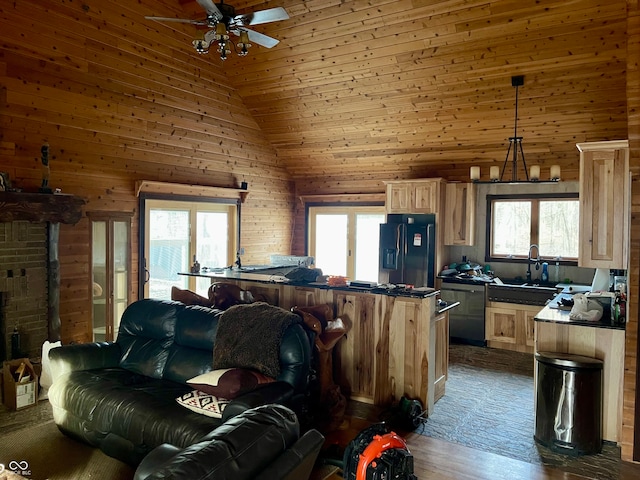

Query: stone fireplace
<box><xmin>0</xmin><ymin>222</ymin><xmax>49</xmax><ymax>360</ymax></box>
<box><xmin>0</xmin><ymin>192</ymin><xmax>84</xmax><ymax>361</ymax></box>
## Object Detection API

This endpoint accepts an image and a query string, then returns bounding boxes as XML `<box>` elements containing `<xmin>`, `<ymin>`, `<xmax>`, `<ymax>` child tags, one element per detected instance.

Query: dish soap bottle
<box><xmin>541</xmin><ymin>262</ymin><xmax>549</xmax><ymax>283</ymax></box>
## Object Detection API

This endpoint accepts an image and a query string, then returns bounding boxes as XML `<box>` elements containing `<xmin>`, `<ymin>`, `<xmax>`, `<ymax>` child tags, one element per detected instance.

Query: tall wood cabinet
<box><xmin>444</xmin><ymin>182</ymin><xmax>476</xmax><ymax>246</ymax></box>
<box><xmin>577</xmin><ymin>140</ymin><xmax>629</xmax><ymax>269</ymax></box>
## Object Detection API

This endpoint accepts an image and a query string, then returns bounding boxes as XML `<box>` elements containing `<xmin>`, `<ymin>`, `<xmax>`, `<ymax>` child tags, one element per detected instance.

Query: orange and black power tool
<box><xmin>342</xmin><ymin>422</ymin><xmax>417</xmax><ymax>480</ymax></box>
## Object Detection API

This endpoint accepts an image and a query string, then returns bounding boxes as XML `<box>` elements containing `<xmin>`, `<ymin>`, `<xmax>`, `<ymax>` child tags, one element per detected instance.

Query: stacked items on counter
<box><xmin>439</xmin><ymin>257</ymin><xmax>494</xmax><ymax>283</ymax></box>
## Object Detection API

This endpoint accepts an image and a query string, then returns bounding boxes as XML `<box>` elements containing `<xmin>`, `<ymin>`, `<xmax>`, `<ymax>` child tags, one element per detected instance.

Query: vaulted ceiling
<box><xmin>171</xmin><ymin>0</ymin><xmax>628</xmax><ymax>191</ymax></box>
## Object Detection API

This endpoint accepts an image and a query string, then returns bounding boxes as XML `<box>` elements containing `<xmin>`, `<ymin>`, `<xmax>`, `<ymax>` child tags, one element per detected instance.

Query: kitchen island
<box><xmin>534</xmin><ymin>302</ymin><xmax>625</xmax><ymax>443</ymax></box>
<box><xmin>181</xmin><ymin>270</ymin><xmax>452</xmax><ymax>415</ymax></box>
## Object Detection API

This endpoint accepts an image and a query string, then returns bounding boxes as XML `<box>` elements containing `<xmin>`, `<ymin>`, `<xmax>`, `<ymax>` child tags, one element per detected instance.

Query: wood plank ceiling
<box><xmin>167</xmin><ymin>0</ymin><xmax>628</xmax><ymax>191</ymax></box>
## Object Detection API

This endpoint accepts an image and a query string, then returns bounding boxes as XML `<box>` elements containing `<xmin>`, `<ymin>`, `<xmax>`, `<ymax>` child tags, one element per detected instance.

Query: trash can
<box><xmin>534</xmin><ymin>351</ymin><xmax>603</xmax><ymax>455</ymax></box>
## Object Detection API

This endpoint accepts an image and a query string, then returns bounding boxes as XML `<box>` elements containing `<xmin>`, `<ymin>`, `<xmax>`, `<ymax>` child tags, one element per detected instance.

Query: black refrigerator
<box><xmin>378</xmin><ymin>214</ymin><xmax>436</xmax><ymax>288</ymax></box>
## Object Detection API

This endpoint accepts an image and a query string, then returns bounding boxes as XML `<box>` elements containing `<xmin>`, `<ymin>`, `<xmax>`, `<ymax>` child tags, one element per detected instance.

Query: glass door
<box><xmin>91</xmin><ymin>214</ymin><xmax>131</xmax><ymax>342</ymax></box>
<box><xmin>143</xmin><ymin>200</ymin><xmax>237</xmax><ymax>299</ymax></box>
<box><xmin>308</xmin><ymin>206</ymin><xmax>385</xmax><ymax>282</ymax></box>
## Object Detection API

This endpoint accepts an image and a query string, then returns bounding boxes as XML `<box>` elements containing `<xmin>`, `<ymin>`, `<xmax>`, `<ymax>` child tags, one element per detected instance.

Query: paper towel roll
<box><xmin>590</xmin><ymin>268</ymin><xmax>610</xmax><ymax>292</ymax></box>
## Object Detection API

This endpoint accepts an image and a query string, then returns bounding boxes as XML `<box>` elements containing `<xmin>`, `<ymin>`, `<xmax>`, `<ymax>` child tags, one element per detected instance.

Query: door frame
<box><xmin>138</xmin><ymin>193</ymin><xmax>241</xmax><ymax>300</ymax></box>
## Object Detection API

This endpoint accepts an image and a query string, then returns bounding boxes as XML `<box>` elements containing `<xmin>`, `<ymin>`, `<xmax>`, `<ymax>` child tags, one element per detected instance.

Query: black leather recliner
<box><xmin>133</xmin><ymin>404</ymin><xmax>324</xmax><ymax>480</ymax></box>
<box><xmin>48</xmin><ymin>299</ymin><xmax>314</xmax><ymax>468</ymax></box>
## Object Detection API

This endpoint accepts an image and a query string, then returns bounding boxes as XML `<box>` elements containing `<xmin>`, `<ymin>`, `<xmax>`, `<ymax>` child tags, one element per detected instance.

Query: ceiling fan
<box><xmin>145</xmin><ymin>0</ymin><xmax>289</xmax><ymax>60</ymax></box>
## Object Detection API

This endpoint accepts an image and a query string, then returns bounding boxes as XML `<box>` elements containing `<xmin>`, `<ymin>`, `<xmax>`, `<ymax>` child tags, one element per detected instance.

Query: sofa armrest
<box><xmin>134</xmin><ymin>404</ymin><xmax>300</xmax><ymax>480</ymax></box>
<box><xmin>221</xmin><ymin>381</ymin><xmax>294</xmax><ymax>422</ymax></box>
<box><xmin>254</xmin><ymin>428</ymin><xmax>325</xmax><ymax>480</ymax></box>
<box><xmin>49</xmin><ymin>342</ymin><xmax>121</xmax><ymax>383</ymax></box>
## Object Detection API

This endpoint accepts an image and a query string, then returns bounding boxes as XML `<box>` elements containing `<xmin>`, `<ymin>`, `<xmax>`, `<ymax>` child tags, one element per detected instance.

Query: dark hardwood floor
<box><xmin>316</xmin><ymin>409</ymin><xmax>640</xmax><ymax>480</ymax></box>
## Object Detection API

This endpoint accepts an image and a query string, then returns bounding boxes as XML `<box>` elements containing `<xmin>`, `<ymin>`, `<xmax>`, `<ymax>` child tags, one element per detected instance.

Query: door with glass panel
<box><xmin>308</xmin><ymin>206</ymin><xmax>385</xmax><ymax>282</ymax></box>
<box><xmin>90</xmin><ymin>213</ymin><xmax>131</xmax><ymax>342</ymax></box>
<box><xmin>143</xmin><ymin>199</ymin><xmax>237</xmax><ymax>299</ymax></box>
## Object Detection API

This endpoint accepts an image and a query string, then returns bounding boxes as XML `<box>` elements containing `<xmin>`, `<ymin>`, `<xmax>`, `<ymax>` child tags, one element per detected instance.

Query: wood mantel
<box><xmin>0</xmin><ymin>192</ymin><xmax>85</xmax><ymax>225</ymax></box>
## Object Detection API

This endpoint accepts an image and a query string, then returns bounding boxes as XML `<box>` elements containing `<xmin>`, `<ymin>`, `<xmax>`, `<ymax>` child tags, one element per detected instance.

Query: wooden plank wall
<box><xmin>625</xmin><ymin>0</ymin><xmax>640</xmax><ymax>462</ymax></box>
<box><xmin>0</xmin><ymin>0</ymin><xmax>295</xmax><ymax>344</ymax></box>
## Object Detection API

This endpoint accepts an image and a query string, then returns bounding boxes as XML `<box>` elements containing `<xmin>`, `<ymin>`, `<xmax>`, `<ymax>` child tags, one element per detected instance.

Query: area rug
<box><xmin>0</xmin><ymin>420</ymin><xmax>134</xmax><ymax>480</ymax></box>
<box><xmin>417</xmin><ymin>344</ymin><xmax>623</xmax><ymax>480</ymax></box>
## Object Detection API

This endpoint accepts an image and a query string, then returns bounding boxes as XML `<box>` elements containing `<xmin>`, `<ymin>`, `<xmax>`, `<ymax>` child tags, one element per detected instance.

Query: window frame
<box><xmin>305</xmin><ymin>202</ymin><xmax>385</xmax><ymax>281</ymax></box>
<box><xmin>485</xmin><ymin>192</ymin><xmax>579</xmax><ymax>265</ymax></box>
<box><xmin>138</xmin><ymin>193</ymin><xmax>240</xmax><ymax>300</ymax></box>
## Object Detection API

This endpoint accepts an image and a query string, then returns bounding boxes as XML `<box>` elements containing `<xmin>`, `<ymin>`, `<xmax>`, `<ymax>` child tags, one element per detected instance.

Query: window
<box><xmin>141</xmin><ymin>198</ymin><xmax>238</xmax><ymax>299</ymax></box>
<box><xmin>488</xmin><ymin>194</ymin><xmax>579</xmax><ymax>262</ymax></box>
<box><xmin>307</xmin><ymin>206</ymin><xmax>385</xmax><ymax>282</ymax></box>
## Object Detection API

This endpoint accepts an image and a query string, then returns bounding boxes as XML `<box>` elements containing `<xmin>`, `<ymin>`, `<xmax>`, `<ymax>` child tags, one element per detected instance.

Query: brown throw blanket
<box><xmin>213</xmin><ymin>302</ymin><xmax>301</xmax><ymax>379</ymax></box>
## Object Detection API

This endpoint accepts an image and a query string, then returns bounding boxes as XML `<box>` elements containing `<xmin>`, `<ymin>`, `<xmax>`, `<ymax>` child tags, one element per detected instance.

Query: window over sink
<box><xmin>487</xmin><ymin>193</ymin><xmax>579</xmax><ymax>264</ymax></box>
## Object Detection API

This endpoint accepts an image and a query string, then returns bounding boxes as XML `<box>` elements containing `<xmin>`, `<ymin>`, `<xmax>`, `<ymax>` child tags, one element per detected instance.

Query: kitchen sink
<box><xmin>487</xmin><ymin>283</ymin><xmax>558</xmax><ymax>306</ymax></box>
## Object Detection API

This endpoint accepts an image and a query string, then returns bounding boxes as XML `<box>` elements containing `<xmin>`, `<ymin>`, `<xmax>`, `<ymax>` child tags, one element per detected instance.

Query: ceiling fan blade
<box><xmin>145</xmin><ymin>16</ymin><xmax>208</xmax><ymax>26</ymax></box>
<box><xmin>237</xmin><ymin>7</ymin><xmax>289</xmax><ymax>26</ymax></box>
<box><xmin>196</xmin><ymin>0</ymin><xmax>223</xmax><ymax>21</ymax></box>
<box><xmin>242</xmin><ymin>28</ymin><xmax>280</xmax><ymax>48</ymax></box>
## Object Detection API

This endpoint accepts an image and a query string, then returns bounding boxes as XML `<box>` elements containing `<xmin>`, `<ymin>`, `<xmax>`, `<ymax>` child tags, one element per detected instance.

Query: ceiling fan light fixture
<box><xmin>146</xmin><ymin>2</ymin><xmax>288</xmax><ymax>60</ymax></box>
<box><xmin>237</xmin><ymin>30</ymin><xmax>251</xmax><ymax>56</ymax></box>
<box><xmin>192</xmin><ymin>38</ymin><xmax>210</xmax><ymax>54</ymax></box>
<box><xmin>215</xmin><ymin>22</ymin><xmax>229</xmax><ymax>40</ymax></box>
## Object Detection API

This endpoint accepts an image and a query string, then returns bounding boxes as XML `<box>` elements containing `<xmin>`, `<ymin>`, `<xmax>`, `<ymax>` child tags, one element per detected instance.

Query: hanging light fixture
<box><xmin>470</xmin><ymin>75</ymin><xmax>560</xmax><ymax>183</ymax></box>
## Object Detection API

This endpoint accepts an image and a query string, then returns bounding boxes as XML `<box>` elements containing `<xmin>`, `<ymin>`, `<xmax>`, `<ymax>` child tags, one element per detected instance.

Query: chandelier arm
<box><xmin>518</xmin><ymin>139</ymin><xmax>529</xmax><ymax>181</ymax></box>
<box><xmin>500</xmin><ymin>141</ymin><xmax>513</xmax><ymax>182</ymax></box>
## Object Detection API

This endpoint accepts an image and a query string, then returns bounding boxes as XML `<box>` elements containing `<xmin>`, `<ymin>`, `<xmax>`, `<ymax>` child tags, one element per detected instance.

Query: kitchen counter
<box><xmin>534</xmin><ymin>298</ymin><xmax>624</xmax><ymax>330</ymax></box>
<box><xmin>183</xmin><ymin>271</ymin><xmax>451</xmax><ymax>413</ymax></box>
<box><xmin>180</xmin><ymin>270</ymin><xmax>438</xmax><ymax>298</ymax></box>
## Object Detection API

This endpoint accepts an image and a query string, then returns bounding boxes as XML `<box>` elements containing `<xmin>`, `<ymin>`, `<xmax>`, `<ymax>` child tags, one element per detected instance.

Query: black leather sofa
<box><xmin>48</xmin><ymin>299</ymin><xmax>317</xmax><ymax>470</ymax></box>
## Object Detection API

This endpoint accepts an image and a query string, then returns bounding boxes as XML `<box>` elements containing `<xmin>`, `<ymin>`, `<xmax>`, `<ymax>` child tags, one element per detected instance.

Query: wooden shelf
<box><xmin>0</xmin><ymin>191</ymin><xmax>85</xmax><ymax>224</ymax></box>
<box><xmin>135</xmin><ymin>180</ymin><xmax>249</xmax><ymax>202</ymax></box>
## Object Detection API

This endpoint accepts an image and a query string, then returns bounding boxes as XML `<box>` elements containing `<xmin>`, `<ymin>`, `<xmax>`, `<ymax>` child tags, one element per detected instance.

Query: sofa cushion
<box><xmin>187</xmin><ymin>369</ymin><xmax>275</xmax><ymax>399</ymax></box>
<box><xmin>162</xmin><ymin>304</ymin><xmax>222</xmax><ymax>384</ymax></box>
<box><xmin>117</xmin><ymin>300</ymin><xmax>180</xmax><ymax>379</ymax></box>
<box><xmin>50</xmin><ymin>368</ymin><xmax>222</xmax><ymax>450</ymax></box>
<box><xmin>176</xmin><ymin>390</ymin><xmax>230</xmax><ymax>418</ymax></box>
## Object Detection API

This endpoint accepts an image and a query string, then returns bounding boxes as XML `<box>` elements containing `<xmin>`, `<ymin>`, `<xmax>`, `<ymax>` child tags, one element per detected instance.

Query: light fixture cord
<box><xmin>512</xmin><ymin>84</ymin><xmax>519</xmax><ymax>182</ymax></box>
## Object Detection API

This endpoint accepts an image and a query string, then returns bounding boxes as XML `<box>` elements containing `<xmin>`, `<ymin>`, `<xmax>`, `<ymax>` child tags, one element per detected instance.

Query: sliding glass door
<box><xmin>142</xmin><ymin>199</ymin><xmax>237</xmax><ymax>299</ymax></box>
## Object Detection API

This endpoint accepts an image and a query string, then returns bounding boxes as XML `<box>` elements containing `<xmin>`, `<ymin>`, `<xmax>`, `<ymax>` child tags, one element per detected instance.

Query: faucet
<box><xmin>526</xmin><ymin>244</ymin><xmax>540</xmax><ymax>283</ymax></box>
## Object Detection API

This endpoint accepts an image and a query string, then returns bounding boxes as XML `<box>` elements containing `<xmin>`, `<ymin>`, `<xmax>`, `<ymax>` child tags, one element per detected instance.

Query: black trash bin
<box><xmin>534</xmin><ymin>351</ymin><xmax>603</xmax><ymax>455</ymax></box>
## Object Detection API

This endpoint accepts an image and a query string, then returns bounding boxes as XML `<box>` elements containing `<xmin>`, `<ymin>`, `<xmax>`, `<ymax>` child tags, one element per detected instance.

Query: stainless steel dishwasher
<box><xmin>440</xmin><ymin>281</ymin><xmax>486</xmax><ymax>346</ymax></box>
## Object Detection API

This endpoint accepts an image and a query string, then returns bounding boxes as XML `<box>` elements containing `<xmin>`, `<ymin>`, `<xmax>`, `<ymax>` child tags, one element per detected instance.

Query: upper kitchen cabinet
<box><xmin>444</xmin><ymin>182</ymin><xmax>476</xmax><ymax>246</ymax></box>
<box><xmin>577</xmin><ymin>140</ymin><xmax>629</xmax><ymax>269</ymax></box>
<box><xmin>385</xmin><ymin>179</ymin><xmax>445</xmax><ymax>214</ymax></box>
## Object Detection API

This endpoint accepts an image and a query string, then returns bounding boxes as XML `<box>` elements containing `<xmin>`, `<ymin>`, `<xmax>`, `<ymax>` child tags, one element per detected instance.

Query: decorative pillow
<box><xmin>187</xmin><ymin>368</ymin><xmax>275</xmax><ymax>399</ymax></box>
<box><xmin>176</xmin><ymin>390</ymin><xmax>229</xmax><ymax>418</ymax></box>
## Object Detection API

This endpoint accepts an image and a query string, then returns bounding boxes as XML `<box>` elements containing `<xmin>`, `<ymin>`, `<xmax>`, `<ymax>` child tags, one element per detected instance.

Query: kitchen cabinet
<box><xmin>433</xmin><ymin>311</ymin><xmax>449</xmax><ymax>402</ymax></box>
<box><xmin>200</xmin><ymin>274</ymin><xmax>446</xmax><ymax>414</ymax></box>
<box><xmin>577</xmin><ymin>140</ymin><xmax>629</xmax><ymax>269</ymax></box>
<box><xmin>485</xmin><ymin>302</ymin><xmax>538</xmax><ymax>354</ymax></box>
<box><xmin>385</xmin><ymin>179</ymin><xmax>445</xmax><ymax>214</ymax></box>
<box><xmin>444</xmin><ymin>182</ymin><xmax>476</xmax><ymax>246</ymax></box>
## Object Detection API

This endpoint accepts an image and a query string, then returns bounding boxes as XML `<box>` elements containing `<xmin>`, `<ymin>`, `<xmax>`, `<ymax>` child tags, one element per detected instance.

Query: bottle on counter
<box><xmin>541</xmin><ymin>262</ymin><xmax>549</xmax><ymax>283</ymax></box>
<box><xmin>191</xmin><ymin>255</ymin><xmax>200</xmax><ymax>273</ymax></box>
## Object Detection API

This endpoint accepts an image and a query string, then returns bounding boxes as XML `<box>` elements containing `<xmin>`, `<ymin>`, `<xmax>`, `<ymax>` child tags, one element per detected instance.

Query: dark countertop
<box><xmin>534</xmin><ymin>302</ymin><xmax>625</xmax><ymax>330</ymax></box>
<box><xmin>180</xmin><ymin>270</ymin><xmax>440</xmax><ymax>299</ymax></box>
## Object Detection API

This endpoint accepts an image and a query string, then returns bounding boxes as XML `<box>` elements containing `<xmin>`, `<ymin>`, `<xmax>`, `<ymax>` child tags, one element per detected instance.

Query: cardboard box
<box><xmin>3</xmin><ymin>358</ymin><xmax>38</xmax><ymax>410</ymax></box>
